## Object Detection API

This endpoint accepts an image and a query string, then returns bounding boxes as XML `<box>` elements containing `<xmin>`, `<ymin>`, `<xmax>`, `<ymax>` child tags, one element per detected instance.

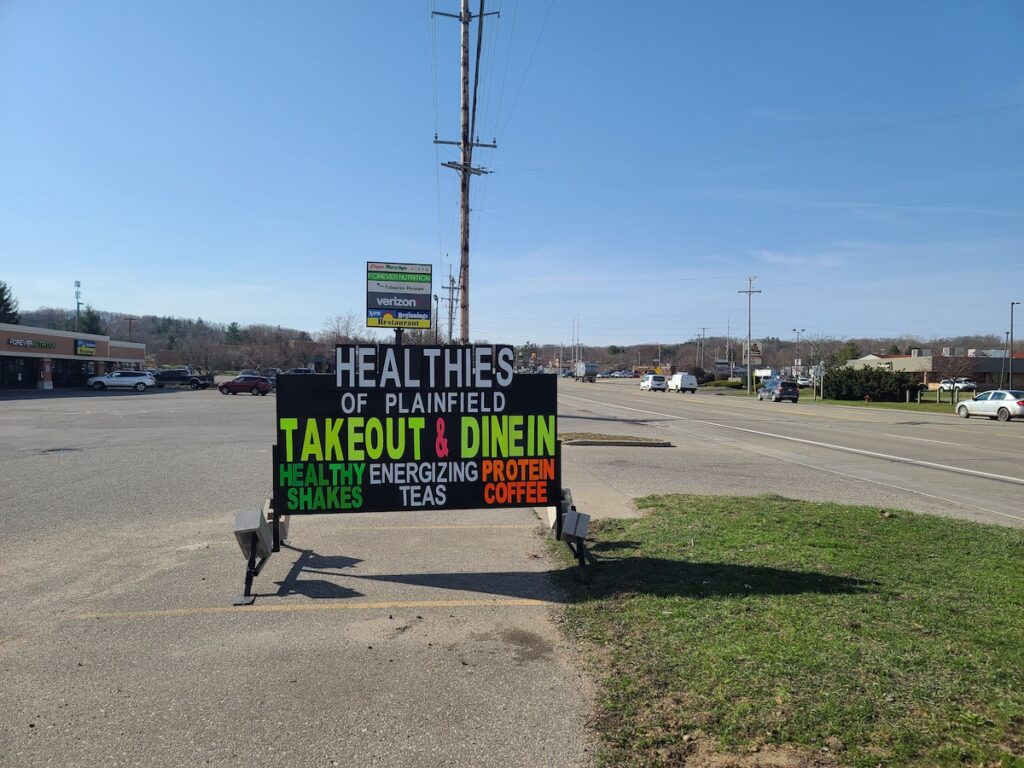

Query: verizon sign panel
<box><xmin>366</xmin><ymin>262</ymin><xmax>432</xmax><ymax>329</ymax></box>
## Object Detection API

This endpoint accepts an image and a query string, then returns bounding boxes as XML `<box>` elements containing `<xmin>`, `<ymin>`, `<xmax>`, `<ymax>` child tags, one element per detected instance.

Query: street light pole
<box><xmin>1012</xmin><ymin>301</ymin><xmax>1021</xmax><ymax>388</ymax></box>
<box><xmin>792</xmin><ymin>327</ymin><xmax>805</xmax><ymax>375</ymax></box>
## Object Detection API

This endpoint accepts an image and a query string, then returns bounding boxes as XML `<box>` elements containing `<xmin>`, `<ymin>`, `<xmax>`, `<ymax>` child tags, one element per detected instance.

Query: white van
<box><xmin>667</xmin><ymin>372</ymin><xmax>698</xmax><ymax>393</ymax></box>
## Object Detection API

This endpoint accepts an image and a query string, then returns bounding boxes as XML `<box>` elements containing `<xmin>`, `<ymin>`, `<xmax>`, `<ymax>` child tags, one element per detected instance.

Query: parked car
<box><xmin>639</xmin><ymin>373</ymin><xmax>667</xmax><ymax>392</ymax></box>
<box><xmin>667</xmin><ymin>372</ymin><xmax>698</xmax><ymax>393</ymax></box>
<box><xmin>238</xmin><ymin>369</ymin><xmax>261</xmax><ymax>377</ymax></box>
<box><xmin>796</xmin><ymin>376</ymin><xmax>812</xmax><ymax>388</ymax></box>
<box><xmin>939</xmin><ymin>378</ymin><xmax>977</xmax><ymax>391</ymax></box>
<box><xmin>956</xmin><ymin>390</ymin><xmax>1024</xmax><ymax>422</ymax></box>
<box><xmin>219</xmin><ymin>375</ymin><xmax>272</xmax><ymax>396</ymax></box>
<box><xmin>757</xmin><ymin>379</ymin><xmax>799</xmax><ymax>402</ymax></box>
<box><xmin>151</xmin><ymin>368</ymin><xmax>215</xmax><ymax>390</ymax></box>
<box><xmin>284</xmin><ymin>367</ymin><xmax>316</xmax><ymax>375</ymax></box>
<box><xmin>86</xmin><ymin>371</ymin><xmax>156</xmax><ymax>392</ymax></box>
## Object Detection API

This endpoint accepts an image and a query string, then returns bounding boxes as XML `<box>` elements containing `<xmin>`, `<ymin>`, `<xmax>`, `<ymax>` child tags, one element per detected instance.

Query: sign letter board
<box><xmin>273</xmin><ymin>344</ymin><xmax>560</xmax><ymax>514</ymax></box>
<box><xmin>366</xmin><ymin>261</ymin><xmax>432</xmax><ymax>329</ymax></box>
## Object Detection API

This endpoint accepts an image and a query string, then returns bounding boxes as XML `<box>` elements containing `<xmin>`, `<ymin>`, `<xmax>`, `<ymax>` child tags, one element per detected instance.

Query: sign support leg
<box><xmin>233</xmin><ymin>528</ymin><xmax>271</xmax><ymax>607</ymax></box>
<box><xmin>234</xmin><ymin>532</ymin><xmax>261</xmax><ymax>606</ymax></box>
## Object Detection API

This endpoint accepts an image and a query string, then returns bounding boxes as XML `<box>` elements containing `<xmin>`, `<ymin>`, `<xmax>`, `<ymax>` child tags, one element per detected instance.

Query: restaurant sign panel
<box><xmin>273</xmin><ymin>344</ymin><xmax>559</xmax><ymax>515</ymax></box>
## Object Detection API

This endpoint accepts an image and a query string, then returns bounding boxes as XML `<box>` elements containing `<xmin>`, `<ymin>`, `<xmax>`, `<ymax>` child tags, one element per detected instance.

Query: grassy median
<box><xmin>554</xmin><ymin>495</ymin><xmax>1024</xmax><ymax>767</ymax></box>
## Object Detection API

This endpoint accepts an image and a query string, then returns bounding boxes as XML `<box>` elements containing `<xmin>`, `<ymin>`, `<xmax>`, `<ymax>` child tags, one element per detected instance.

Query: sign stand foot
<box><xmin>232</xmin><ymin>511</ymin><xmax>273</xmax><ymax>606</ymax></box>
<box><xmin>556</xmin><ymin>488</ymin><xmax>592</xmax><ymax>582</ymax></box>
<box><xmin>233</xmin><ymin>532</ymin><xmax>269</xmax><ymax>605</ymax></box>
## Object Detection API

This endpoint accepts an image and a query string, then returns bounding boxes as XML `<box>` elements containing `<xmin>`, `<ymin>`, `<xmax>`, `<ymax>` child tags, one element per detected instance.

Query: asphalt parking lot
<box><xmin>0</xmin><ymin>389</ymin><xmax>591</xmax><ymax>768</ymax></box>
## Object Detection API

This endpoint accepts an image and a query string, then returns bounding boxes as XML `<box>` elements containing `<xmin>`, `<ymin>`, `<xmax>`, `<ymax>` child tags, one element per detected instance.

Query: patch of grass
<box><xmin>553</xmin><ymin>494</ymin><xmax>1024</xmax><ymax>767</ymax></box>
<box><xmin>559</xmin><ymin>432</ymin><xmax>660</xmax><ymax>443</ymax></box>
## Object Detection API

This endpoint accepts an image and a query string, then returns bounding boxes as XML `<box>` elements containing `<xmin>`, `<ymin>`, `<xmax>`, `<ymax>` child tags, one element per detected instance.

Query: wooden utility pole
<box><xmin>434</xmin><ymin>0</ymin><xmax>497</xmax><ymax>343</ymax></box>
<box><xmin>697</xmin><ymin>326</ymin><xmax>709</xmax><ymax>371</ymax></box>
<box><xmin>738</xmin><ymin>277</ymin><xmax>761</xmax><ymax>394</ymax></box>
<box><xmin>443</xmin><ymin>269</ymin><xmax>458</xmax><ymax>343</ymax></box>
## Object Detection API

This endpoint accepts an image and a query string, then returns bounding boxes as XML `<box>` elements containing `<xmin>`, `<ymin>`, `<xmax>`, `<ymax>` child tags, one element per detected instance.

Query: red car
<box><xmin>219</xmin><ymin>375</ymin><xmax>272</xmax><ymax>396</ymax></box>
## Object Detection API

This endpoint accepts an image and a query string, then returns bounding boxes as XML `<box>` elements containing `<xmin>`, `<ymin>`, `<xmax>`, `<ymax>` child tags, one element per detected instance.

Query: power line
<box><xmin>499</xmin><ymin>0</ymin><xmax>555</xmax><ymax>136</ymax></box>
<box><xmin>737</xmin><ymin>194</ymin><xmax>1024</xmax><ymax>216</ymax></box>
<box><xmin>492</xmin><ymin>0</ymin><xmax>519</xmax><ymax>138</ymax></box>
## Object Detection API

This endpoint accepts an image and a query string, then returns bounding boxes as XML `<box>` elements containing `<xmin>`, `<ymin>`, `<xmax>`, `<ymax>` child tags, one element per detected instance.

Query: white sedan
<box><xmin>86</xmin><ymin>371</ymin><xmax>157</xmax><ymax>392</ymax></box>
<box><xmin>956</xmin><ymin>390</ymin><xmax>1024</xmax><ymax>422</ymax></box>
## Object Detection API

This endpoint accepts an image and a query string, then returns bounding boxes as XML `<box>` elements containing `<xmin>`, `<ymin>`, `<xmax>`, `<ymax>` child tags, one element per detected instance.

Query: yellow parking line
<box><xmin>64</xmin><ymin>598</ymin><xmax>551</xmax><ymax>621</ymax></box>
<box><xmin>334</xmin><ymin>525</ymin><xmax>538</xmax><ymax>530</ymax></box>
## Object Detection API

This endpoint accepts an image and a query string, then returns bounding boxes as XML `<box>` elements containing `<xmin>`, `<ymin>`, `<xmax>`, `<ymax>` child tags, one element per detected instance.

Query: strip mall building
<box><xmin>0</xmin><ymin>322</ymin><xmax>146</xmax><ymax>390</ymax></box>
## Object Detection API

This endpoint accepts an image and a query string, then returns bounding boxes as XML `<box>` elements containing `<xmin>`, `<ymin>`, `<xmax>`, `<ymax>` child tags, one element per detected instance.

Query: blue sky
<box><xmin>1</xmin><ymin>1</ymin><xmax>1022</xmax><ymax>346</ymax></box>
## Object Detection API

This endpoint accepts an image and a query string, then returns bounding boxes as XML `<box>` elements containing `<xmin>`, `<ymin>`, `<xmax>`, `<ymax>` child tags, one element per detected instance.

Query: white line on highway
<box><xmin>561</xmin><ymin>394</ymin><xmax>1024</xmax><ymax>487</ymax></box>
<box><xmin>777</xmin><ymin>454</ymin><xmax>1024</xmax><ymax>525</ymax></box>
<box><xmin>884</xmin><ymin>434</ymin><xmax>963</xmax><ymax>447</ymax></box>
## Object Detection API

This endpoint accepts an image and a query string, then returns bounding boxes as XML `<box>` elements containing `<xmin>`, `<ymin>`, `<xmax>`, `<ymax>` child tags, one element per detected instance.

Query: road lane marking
<box><xmin>775</xmin><ymin>455</ymin><xmax>1024</xmax><ymax>525</ymax></box>
<box><xmin>562</xmin><ymin>393</ymin><xmax>1024</xmax><ymax>525</ymax></box>
<box><xmin>884</xmin><ymin>434</ymin><xmax>963</xmax><ymax>447</ymax></box>
<box><xmin>64</xmin><ymin>598</ymin><xmax>551</xmax><ymax>621</ymax></box>
<box><xmin>333</xmin><ymin>525</ymin><xmax>538</xmax><ymax>530</ymax></box>
<box><xmin>561</xmin><ymin>394</ymin><xmax>1024</xmax><ymax>487</ymax></box>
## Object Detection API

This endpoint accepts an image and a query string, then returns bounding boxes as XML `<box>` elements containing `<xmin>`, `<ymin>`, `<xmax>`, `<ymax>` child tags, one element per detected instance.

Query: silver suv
<box><xmin>86</xmin><ymin>371</ymin><xmax>157</xmax><ymax>392</ymax></box>
<box><xmin>939</xmin><ymin>378</ymin><xmax>977</xmax><ymax>391</ymax></box>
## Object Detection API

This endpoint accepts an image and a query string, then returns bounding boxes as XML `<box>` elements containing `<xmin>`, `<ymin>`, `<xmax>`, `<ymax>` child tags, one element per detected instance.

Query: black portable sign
<box><xmin>273</xmin><ymin>344</ymin><xmax>560</xmax><ymax>515</ymax></box>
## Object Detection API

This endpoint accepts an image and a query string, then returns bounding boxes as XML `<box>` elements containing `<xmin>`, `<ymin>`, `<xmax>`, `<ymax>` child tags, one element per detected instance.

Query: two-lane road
<box><xmin>558</xmin><ymin>379</ymin><xmax>1024</xmax><ymax>527</ymax></box>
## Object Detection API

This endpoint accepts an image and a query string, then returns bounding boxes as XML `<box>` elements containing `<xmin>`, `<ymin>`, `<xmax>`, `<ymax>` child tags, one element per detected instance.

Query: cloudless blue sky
<box><xmin>2</xmin><ymin>1</ymin><xmax>1022</xmax><ymax>346</ymax></box>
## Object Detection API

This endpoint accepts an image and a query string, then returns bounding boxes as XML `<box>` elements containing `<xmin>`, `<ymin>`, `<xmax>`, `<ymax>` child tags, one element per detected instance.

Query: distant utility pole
<box><xmin>573</xmin><ymin>316</ymin><xmax>580</xmax><ymax>364</ymax></box>
<box><xmin>442</xmin><ymin>269</ymin><xmax>457</xmax><ymax>343</ymax></box>
<box><xmin>1012</xmin><ymin>301</ymin><xmax>1021</xmax><ymax>388</ymax></box>
<box><xmin>434</xmin><ymin>0</ymin><xmax>498</xmax><ymax>343</ymax></box>
<box><xmin>738</xmin><ymin>276</ymin><xmax>761</xmax><ymax>394</ymax></box>
<box><xmin>697</xmin><ymin>326</ymin><xmax>709</xmax><ymax>371</ymax></box>
<box><xmin>793</xmin><ymin>327</ymin><xmax>805</xmax><ymax>373</ymax></box>
<box><xmin>1000</xmin><ymin>330</ymin><xmax>1009</xmax><ymax>388</ymax></box>
<box><xmin>726</xmin><ymin>317</ymin><xmax>731</xmax><ymax>368</ymax></box>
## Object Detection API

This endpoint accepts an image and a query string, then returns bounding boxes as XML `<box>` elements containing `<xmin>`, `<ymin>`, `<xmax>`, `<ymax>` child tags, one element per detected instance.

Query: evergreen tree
<box><xmin>226</xmin><ymin>322</ymin><xmax>243</xmax><ymax>345</ymax></box>
<box><xmin>0</xmin><ymin>280</ymin><xmax>21</xmax><ymax>324</ymax></box>
<box><xmin>833</xmin><ymin>340</ymin><xmax>861</xmax><ymax>366</ymax></box>
<box><xmin>79</xmin><ymin>305</ymin><xmax>106</xmax><ymax>335</ymax></box>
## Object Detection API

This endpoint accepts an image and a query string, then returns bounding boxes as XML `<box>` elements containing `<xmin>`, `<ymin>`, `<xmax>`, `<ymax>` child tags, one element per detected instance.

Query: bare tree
<box><xmin>802</xmin><ymin>333</ymin><xmax>841</xmax><ymax>368</ymax></box>
<box><xmin>933</xmin><ymin>354</ymin><xmax>976</xmax><ymax>381</ymax></box>
<box><xmin>320</xmin><ymin>313</ymin><xmax>359</xmax><ymax>345</ymax></box>
<box><xmin>178</xmin><ymin>332</ymin><xmax>230</xmax><ymax>373</ymax></box>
